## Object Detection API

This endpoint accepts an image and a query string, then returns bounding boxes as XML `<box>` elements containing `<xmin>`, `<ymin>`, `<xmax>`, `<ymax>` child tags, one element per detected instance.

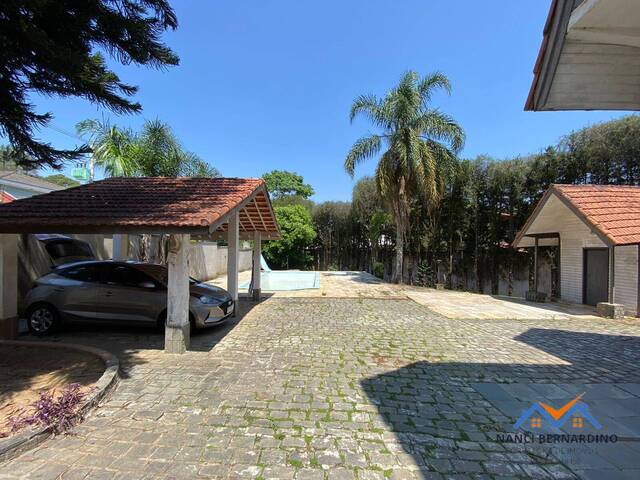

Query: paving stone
<box><xmin>1</xmin><ymin>298</ymin><xmax>638</xmax><ymax>480</ymax></box>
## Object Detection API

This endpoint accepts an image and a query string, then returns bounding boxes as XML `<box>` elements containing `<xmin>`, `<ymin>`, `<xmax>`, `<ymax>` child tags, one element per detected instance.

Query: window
<box><xmin>58</xmin><ymin>264</ymin><xmax>100</xmax><ymax>282</ymax></box>
<box><xmin>44</xmin><ymin>240</ymin><xmax>94</xmax><ymax>261</ymax></box>
<box><xmin>102</xmin><ymin>265</ymin><xmax>156</xmax><ymax>288</ymax></box>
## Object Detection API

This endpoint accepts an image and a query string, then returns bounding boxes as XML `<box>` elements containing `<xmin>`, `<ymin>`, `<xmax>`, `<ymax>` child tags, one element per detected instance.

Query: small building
<box><xmin>514</xmin><ymin>184</ymin><xmax>640</xmax><ymax>316</ymax></box>
<box><xmin>0</xmin><ymin>170</ymin><xmax>64</xmax><ymax>202</ymax></box>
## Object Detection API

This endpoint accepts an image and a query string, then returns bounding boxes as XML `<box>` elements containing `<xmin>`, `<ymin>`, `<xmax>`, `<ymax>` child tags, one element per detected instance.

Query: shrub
<box><xmin>373</xmin><ymin>262</ymin><xmax>385</xmax><ymax>279</ymax></box>
<box><xmin>7</xmin><ymin>383</ymin><xmax>87</xmax><ymax>435</ymax></box>
<box><xmin>416</xmin><ymin>262</ymin><xmax>435</xmax><ymax>287</ymax></box>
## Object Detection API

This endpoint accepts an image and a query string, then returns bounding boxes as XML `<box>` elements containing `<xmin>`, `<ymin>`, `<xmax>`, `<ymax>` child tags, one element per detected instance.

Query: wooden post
<box><xmin>0</xmin><ymin>234</ymin><xmax>18</xmax><ymax>339</ymax></box>
<box><xmin>227</xmin><ymin>212</ymin><xmax>239</xmax><ymax>315</ymax></box>
<box><xmin>165</xmin><ymin>234</ymin><xmax>190</xmax><ymax>354</ymax></box>
<box><xmin>534</xmin><ymin>236</ymin><xmax>539</xmax><ymax>292</ymax></box>
<box><xmin>252</xmin><ymin>231</ymin><xmax>261</xmax><ymax>301</ymax></box>
<box><xmin>112</xmin><ymin>234</ymin><xmax>129</xmax><ymax>260</ymax></box>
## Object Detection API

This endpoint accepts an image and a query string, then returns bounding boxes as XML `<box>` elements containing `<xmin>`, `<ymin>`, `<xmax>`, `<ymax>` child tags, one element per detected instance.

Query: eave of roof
<box><xmin>0</xmin><ymin>170</ymin><xmax>65</xmax><ymax>193</ymax></box>
<box><xmin>0</xmin><ymin>177</ymin><xmax>280</xmax><ymax>238</ymax></box>
<box><xmin>514</xmin><ymin>184</ymin><xmax>640</xmax><ymax>247</ymax></box>
<box><xmin>526</xmin><ymin>0</ymin><xmax>640</xmax><ymax>111</ymax></box>
<box><xmin>525</xmin><ymin>0</ymin><xmax>574</xmax><ymax>111</ymax></box>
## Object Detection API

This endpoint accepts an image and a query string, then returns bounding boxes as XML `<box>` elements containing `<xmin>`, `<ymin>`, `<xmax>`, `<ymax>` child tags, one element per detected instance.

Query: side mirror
<box><xmin>138</xmin><ymin>281</ymin><xmax>156</xmax><ymax>289</ymax></box>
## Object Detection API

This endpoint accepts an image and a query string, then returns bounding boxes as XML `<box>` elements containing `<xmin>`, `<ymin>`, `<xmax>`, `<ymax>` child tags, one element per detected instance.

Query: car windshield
<box><xmin>129</xmin><ymin>263</ymin><xmax>198</xmax><ymax>286</ymax></box>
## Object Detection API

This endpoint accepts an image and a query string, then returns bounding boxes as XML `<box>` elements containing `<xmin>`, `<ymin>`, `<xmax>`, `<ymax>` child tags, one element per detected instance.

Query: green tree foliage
<box><xmin>318</xmin><ymin>115</ymin><xmax>640</xmax><ymax>292</ymax></box>
<box><xmin>262</xmin><ymin>170</ymin><xmax>315</xmax><ymax>202</ymax></box>
<box><xmin>312</xmin><ymin>201</ymin><xmax>356</xmax><ymax>270</ymax></box>
<box><xmin>0</xmin><ymin>1</ymin><xmax>179</xmax><ymax>170</ymax></box>
<box><xmin>263</xmin><ymin>205</ymin><xmax>316</xmax><ymax>269</ymax></box>
<box><xmin>351</xmin><ymin>177</ymin><xmax>393</xmax><ymax>271</ymax></box>
<box><xmin>558</xmin><ymin>115</ymin><xmax>640</xmax><ymax>184</ymax></box>
<box><xmin>43</xmin><ymin>174</ymin><xmax>80</xmax><ymax>188</ymax></box>
<box><xmin>344</xmin><ymin>71</ymin><xmax>464</xmax><ymax>283</ymax></box>
<box><xmin>0</xmin><ymin>145</ymin><xmax>32</xmax><ymax>171</ymax></box>
<box><xmin>77</xmin><ymin>119</ymin><xmax>219</xmax><ymax>178</ymax></box>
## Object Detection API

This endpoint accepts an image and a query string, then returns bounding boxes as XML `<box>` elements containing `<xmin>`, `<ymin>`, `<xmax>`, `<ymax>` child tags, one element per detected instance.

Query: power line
<box><xmin>44</xmin><ymin>123</ymin><xmax>86</xmax><ymax>142</ymax></box>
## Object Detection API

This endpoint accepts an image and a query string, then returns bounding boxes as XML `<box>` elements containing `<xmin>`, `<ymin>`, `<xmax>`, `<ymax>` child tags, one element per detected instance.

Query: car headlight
<box><xmin>199</xmin><ymin>295</ymin><xmax>221</xmax><ymax>305</ymax></box>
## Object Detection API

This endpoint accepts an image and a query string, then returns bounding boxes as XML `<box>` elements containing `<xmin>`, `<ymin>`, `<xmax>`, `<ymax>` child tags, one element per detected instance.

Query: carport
<box><xmin>0</xmin><ymin>177</ymin><xmax>279</xmax><ymax>353</ymax></box>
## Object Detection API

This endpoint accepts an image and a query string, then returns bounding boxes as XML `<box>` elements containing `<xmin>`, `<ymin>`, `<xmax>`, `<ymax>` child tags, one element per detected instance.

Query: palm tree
<box><xmin>76</xmin><ymin>119</ymin><xmax>138</xmax><ymax>178</ymax></box>
<box><xmin>76</xmin><ymin>119</ymin><xmax>220</xmax><ymax>178</ymax></box>
<box><xmin>345</xmin><ymin>71</ymin><xmax>465</xmax><ymax>283</ymax></box>
<box><xmin>76</xmin><ymin>118</ymin><xmax>219</xmax><ymax>263</ymax></box>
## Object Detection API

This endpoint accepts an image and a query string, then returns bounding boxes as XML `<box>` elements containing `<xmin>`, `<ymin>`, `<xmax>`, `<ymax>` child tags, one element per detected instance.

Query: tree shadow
<box><xmin>360</xmin><ymin>328</ymin><xmax>640</xmax><ymax>477</ymax></box>
<box><xmin>322</xmin><ymin>271</ymin><xmax>386</xmax><ymax>284</ymax></box>
<box><xmin>17</xmin><ymin>299</ymin><xmax>262</xmax><ymax>378</ymax></box>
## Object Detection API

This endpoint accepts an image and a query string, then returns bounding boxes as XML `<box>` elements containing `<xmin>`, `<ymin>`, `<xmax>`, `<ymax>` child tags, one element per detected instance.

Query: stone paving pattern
<box><xmin>1</xmin><ymin>297</ymin><xmax>640</xmax><ymax>479</ymax></box>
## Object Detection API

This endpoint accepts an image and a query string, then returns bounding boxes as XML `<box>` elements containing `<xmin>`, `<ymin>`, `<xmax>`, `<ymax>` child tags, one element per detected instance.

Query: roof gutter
<box><xmin>525</xmin><ymin>0</ymin><xmax>578</xmax><ymax>111</ymax></box>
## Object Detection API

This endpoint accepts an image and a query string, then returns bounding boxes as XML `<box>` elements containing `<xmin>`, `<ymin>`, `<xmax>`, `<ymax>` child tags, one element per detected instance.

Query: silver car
<box><xmin>24</xmin><ymin>260</ymin><xmax>234</xmax><ymax>335</ymax></box>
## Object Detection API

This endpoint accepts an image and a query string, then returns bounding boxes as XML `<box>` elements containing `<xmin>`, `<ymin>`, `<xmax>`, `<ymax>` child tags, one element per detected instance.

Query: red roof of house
<box><xmin>0</xmin><ymin>191</ymin><xmax>16</xmax><ymax>203</ymax></box>
<box><xmin>553</xmin><ymin>184</ymin><xmax>640</xmax><ymax>245</ymax></box>
<box><xmin>0</xmin><ymin>177</ymin><xmax>279</xmax><ymax>237</ymax></box>
<box><xmin>515</xmin><ymin>184</ymin><xmax>640</xmax><ymax>246</ymax></box>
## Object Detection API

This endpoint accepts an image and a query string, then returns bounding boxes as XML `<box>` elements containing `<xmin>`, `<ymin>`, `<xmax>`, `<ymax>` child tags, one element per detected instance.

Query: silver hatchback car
<box><xmin>24</xmin><ymin>260</ymin><xmax>234</xmax><ymax>335</ymax></box>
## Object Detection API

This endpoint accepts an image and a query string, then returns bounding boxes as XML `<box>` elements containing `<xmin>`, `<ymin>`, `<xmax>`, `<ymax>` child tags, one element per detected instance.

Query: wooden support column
<box><xmin>112</xmin><ymin>234</ymin><xmax>129</xmax><ymax>261</ymax></box>
<box><xmin>533</xmin><ymin>236</ymin><xmax>539</xmax><ymax>292</ymax></box>
<box><xmin>252</xmin><ymin>231</ymin><xmax>261</xmax><ymax>301</ymax></box>
<box><xmin>165</xmin><ymin>234</ymin><xmax>190</xmax><ymax>354</ymax></box>
<box><xmin>227</xmin><ymin>212</ymin><xmax>239</xmax><ymax>315</ymax></box>
<box><xmin>0</xmin><ymin>234</ymin><xmax>18</xmax><ymax>339</ymax></box>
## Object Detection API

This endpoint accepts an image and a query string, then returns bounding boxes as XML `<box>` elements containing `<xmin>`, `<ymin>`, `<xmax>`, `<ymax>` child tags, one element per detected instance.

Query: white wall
<box><xmin>188</xmin><ymin>242</ymin><xmax>252</xmax><ymax>282</ymax></box>
<box><xmin>614</xmin><ymin>245</ymin><xmax>638</xmax><ymax>315</ymax></box>
<box><xmin>526</xmin><ymin>194</ymin><xmax>608</xmax><ymax>304</ymax></box>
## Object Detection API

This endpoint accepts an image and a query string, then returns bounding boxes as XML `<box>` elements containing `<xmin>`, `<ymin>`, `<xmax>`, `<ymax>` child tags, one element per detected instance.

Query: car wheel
<box><xmin>26</xmin><ymin>304</ymin><xmax>59</xmax><ymax>336</ymax></box>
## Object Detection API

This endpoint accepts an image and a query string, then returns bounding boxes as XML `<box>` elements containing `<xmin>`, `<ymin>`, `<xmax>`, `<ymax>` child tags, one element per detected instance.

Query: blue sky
<box><xmin>22</xmin><ymin>1</ymin><xmax>625</xmax><ymax>201</ymax></box>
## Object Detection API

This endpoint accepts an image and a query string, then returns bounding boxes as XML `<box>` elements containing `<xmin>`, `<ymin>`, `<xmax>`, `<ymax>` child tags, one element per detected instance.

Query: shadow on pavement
<box><xmin>16</xmin><ymin>299</ymin><xmax>262</xmax><ymax>378</ymax></box>
<box><xmin>360</xmin><ymin>328</ymin><xmax>640</xmax><ymax>479</ymax></box>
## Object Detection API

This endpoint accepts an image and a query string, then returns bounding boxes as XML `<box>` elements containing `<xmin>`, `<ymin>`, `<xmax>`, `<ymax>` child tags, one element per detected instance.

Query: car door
<box><xmin>54</xmin><ymin>264</ymin><xmax>101</xmax><ymax>321</ymax></box>
<box><xmin>94</xmin><ymin>264</ymin><xmax>165</xmax><ymax>325</ymax></box>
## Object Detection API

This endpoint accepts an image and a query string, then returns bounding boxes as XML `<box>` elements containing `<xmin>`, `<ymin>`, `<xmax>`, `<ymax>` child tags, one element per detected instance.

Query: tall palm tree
<box><xmin>76</xmin><ymin>119</ymin><xmax>219</xmax><ymax>178</ymax></box>
<box><xmin>345</xmin><ymin>71</ymin><xmax>465</xmax><ymax>283</ymax></box>
<box><xmin>76</xmin><ymin>118</ymin><xmax>219</xmax><ymax>263</ymax></box>
<box><xmin>76</xmin><ymin>119</ymin><xmax>138</xmax><ymax>178</ymax></box>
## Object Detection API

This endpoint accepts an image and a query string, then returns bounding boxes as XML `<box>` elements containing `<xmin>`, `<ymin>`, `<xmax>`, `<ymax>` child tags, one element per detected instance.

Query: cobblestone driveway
<box><xmin>1</xmin><ymin>298</ymin><xmax>640</xmax><ymax>479</ymax></box>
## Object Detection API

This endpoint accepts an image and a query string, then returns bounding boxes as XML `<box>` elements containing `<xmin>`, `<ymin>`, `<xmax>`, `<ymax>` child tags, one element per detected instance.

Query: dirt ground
<box><xmin>0</xmin><ymin>345</ymin><xmax>104</xmax><ymax>434</ymax></box>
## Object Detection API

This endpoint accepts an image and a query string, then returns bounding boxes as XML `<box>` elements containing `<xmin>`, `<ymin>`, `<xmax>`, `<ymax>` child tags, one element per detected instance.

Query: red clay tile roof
<box><xmin>0</xmin><ymin>177</ymin><xmax>279</xmax><ymax>237</ymax></box>
<box><xmin>553</xmin><ymin>184</ymin><xmax>640</xmax><ymax>245</ymax></box>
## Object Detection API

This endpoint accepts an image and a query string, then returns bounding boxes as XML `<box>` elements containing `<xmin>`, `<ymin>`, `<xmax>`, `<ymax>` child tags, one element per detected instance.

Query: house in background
<box><xmin>514</xmin><ymin>184</ymin><xmax>640</xmax><ymax>316</ymax></box>
<box><xmin>0</xmin><ymin>170</ymin><xmax>64</xmax><ymax>202</ymax></box>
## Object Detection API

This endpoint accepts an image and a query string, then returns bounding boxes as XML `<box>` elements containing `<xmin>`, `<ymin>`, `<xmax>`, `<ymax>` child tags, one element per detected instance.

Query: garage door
<box><xmin>583</xmin><ymin>248</ymin><xmax>609</xmax><ymax>306</ymax></box>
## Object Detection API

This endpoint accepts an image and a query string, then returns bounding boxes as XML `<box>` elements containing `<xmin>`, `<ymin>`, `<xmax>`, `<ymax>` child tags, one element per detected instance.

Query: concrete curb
<box><xmin>0</xmin><ymin>340</ymin><xmax>119</xmax><ymax>463</ymax></box>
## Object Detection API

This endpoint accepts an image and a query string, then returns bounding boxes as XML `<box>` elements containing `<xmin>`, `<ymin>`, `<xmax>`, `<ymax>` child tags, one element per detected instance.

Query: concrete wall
<box><xmin>106</xmin><ymin>235</ymin><xmax>252</xmax><ymax>282</ymax></box>
<box><xmin>188</xmin><ymin>241</ymin><xmax>252</xmax><ymax>282</ymax></box>
<box><xmin>17</xmin><ymin>234</ymin><xmax>252</xmax><ymax>310</ymax></box>
<box><xmin>614</xmin><ymin>245</ymin><xmax>638</xmax><ymax>315</ymax></box>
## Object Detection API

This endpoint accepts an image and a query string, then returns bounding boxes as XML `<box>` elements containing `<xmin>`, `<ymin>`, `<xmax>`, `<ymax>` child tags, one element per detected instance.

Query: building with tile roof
<box><xmin>514</xmin><ymin>184</ymin><xmax>640</xmax><ymax>315</ymax></box>
<box><xmin>0</xmin><ymin>170</ymin><xmax>64</xmax><ymax>203</ymax></box>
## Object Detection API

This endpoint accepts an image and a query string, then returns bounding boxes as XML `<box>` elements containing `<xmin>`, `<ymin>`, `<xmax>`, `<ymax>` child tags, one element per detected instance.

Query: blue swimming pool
<box><xmin>240</xmin><ymin>271</ymin><xmax>320</xmax><ymax>291</ymax></box>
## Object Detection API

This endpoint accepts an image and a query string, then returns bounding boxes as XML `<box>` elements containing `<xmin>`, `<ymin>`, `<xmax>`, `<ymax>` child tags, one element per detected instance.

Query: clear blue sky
<box><xmin>24</xmin><ymin>0</ymin><xmax>625</xmax><ymax>202</ymax></box>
